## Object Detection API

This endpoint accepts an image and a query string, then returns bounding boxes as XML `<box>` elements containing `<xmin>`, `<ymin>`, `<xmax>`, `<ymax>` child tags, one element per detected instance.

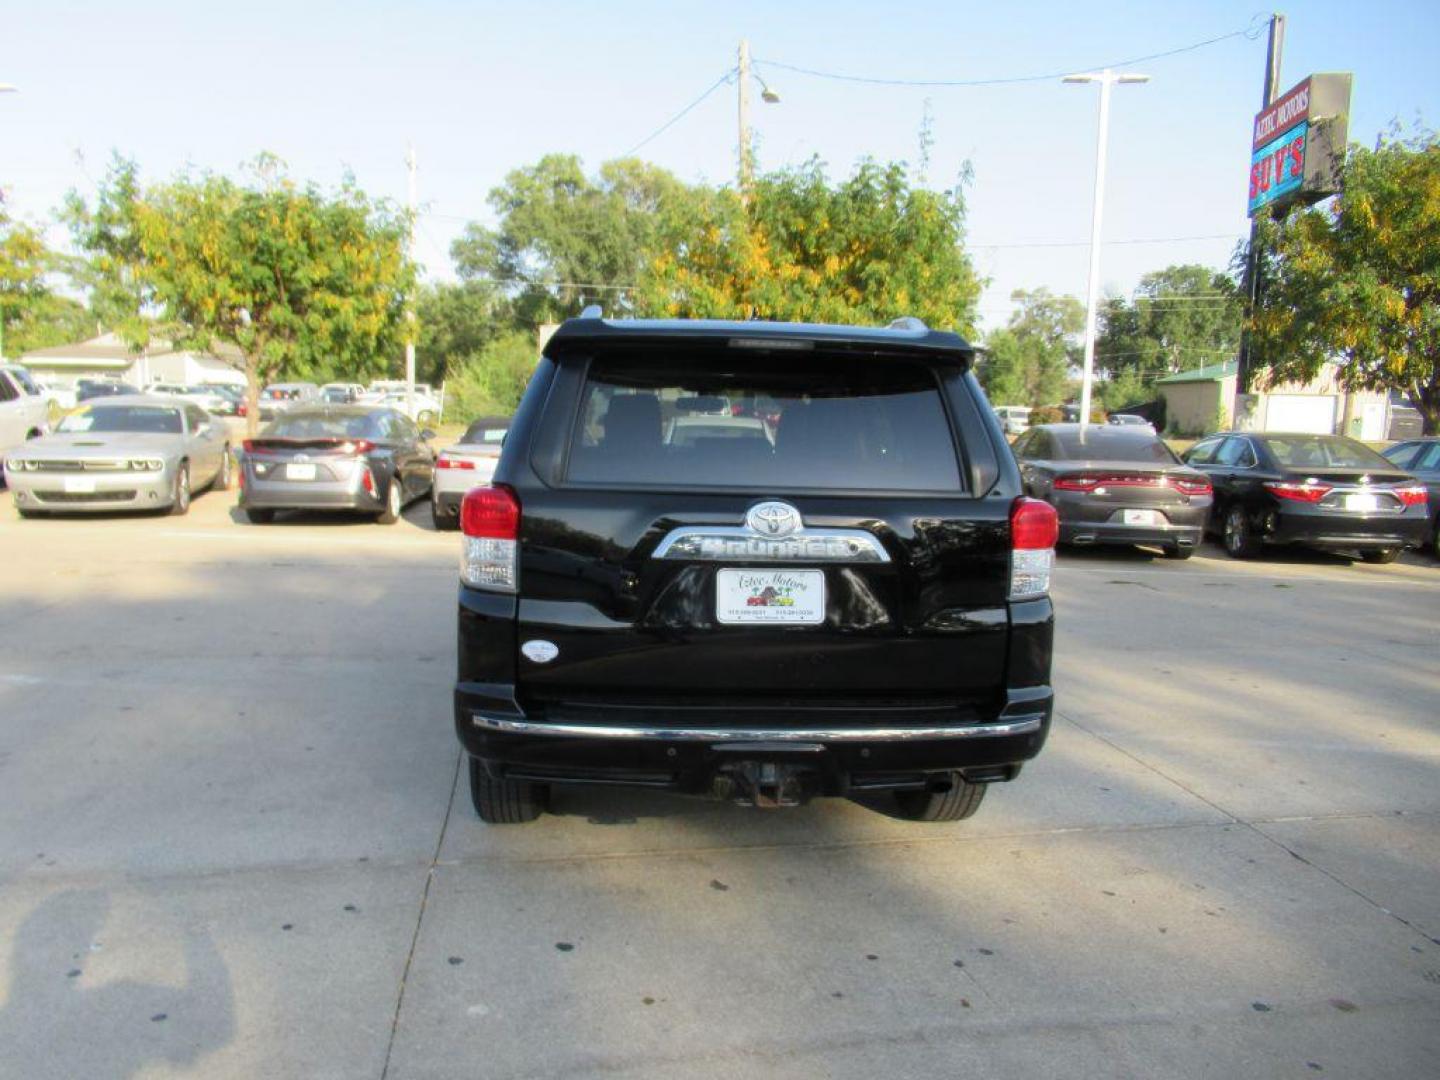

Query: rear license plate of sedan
<box><xmin>286</xmin><ymin>463</ymin><xmax>317</xmax><ymax>481</ymax></box>
<box><xmin>63</xmin><ymin>476</ymin><xmax>97</xmax><ymax>494</ymax></box>
<box><xmin>1344</xmin><ymin>492</ymin><xmax>1378</xmax><ymax>512</ymax></box>
<box><xmin>716</xmin><ymin>569</ymin><xmax>825</xmax><ymax>625</ymax></box>
<box><xmin>1122</xmin><ymin>509</ymin><xmax>1162</xmax><ymax>526</ymax></box>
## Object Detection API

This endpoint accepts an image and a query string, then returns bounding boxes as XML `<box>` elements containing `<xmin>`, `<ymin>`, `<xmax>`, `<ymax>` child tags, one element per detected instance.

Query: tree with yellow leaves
<box><xmin>636</xmin><ymin>158</ymin><xmax>982</xmax><ymax>335</ymax></box>
<box><xmin>1249</xmin><ymin>127</ymin><xmax>1440</xmax><ymax>433</ymax></box>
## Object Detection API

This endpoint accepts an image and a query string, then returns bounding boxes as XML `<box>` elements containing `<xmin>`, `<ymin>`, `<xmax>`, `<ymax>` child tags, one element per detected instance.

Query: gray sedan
<box><xmin>1012</xmin><ymin>423</ymin><xmax>1213</xmax><ymax>559</ymax></box>
<box><xmin>3</xmin><ymin>396</ymin><xmax>232</xmax><ymax>517</ymax></box>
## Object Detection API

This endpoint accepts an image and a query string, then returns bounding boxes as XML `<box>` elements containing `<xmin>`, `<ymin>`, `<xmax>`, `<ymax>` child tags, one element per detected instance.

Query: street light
<box><xmin>737</xmin><ymin>40</ymin><xmax>781</xmax><ymax>188</ymax></box>
<box><xmin>1064</xmin><ymin>69</ymin><xmax>1149</xmax><ymax>430</ymax></box>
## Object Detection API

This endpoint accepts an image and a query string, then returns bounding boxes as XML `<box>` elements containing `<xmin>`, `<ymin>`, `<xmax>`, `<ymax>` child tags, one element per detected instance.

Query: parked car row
<box><xmin>1013</xmin><ymin>423</ymin><xmax>1435</xmax><ymax>564</ymax></box>
<box><xmin>4</xmin><ymin>389</ymin><xmax>512</xmax><ymax>531</ymax></box>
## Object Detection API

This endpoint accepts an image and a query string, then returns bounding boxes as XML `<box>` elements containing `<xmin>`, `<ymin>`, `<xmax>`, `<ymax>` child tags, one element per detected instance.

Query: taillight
<box><xmin>1173</xmin><ymin>476</ymin><xmax>1212</xmax><ymax>497</ymax></box>
<box><xmin>362</xmin><ymin>468</ymin><xmax>376</xmax><ymax>495</ymax></box>
<box><xmin>460</xmin><ymin>484</ymin><xmax>520</xmax><ymax>592</ymax></box>
<box><xmin>242</xmin><ymin>439</ymin><xmax>259</xmax><ymax>453</ymax></box>
<box><xmin>1010</xmin><ymin>497</ymin><xmax>1058</xmax><ymax>600</ymax></box>
<box><xmin>1264</xmin><ymin>481</ymin><xmax>1331</xmax><ymax>503</ymax></box>
<box><xmin>1053</xmin><ymin>472</ymin><xmax>1162</xmax><ymax>492</ymax></box>
<box><xmin>437</xmin><ymin>455</ymin><xmax>475</xmax><ymax>470</ymax></box>
<box><xmin>1394</xmin><ymin>484</ymin><xmax>1428</xmax><ymax>508</ymax></box>
<box><xmin>344</xmin><ymin>439</ymin><xmax>376</xmax><ymax>454</ymax></box>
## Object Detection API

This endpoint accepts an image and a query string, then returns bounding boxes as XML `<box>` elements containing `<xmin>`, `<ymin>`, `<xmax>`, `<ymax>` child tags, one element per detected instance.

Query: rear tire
<box><xmin>1360</xmin><ymin>548</ymin><xmax>1400</xmax><ymax>564</ymax></box>
<box><xmin>431</xmin><ymin>496</ymin><xmax>458</xmax><ymax>531</ymax></box>
<box><xmin>469</xmin><ymin>757</ymin><xmax>546</xmax><ymax>823</ymax></box>
<box><xmin>1222</xmin><ymin>505</ymin><xmax>1260</xmax><ymax>559</ymax></box>
<box><xmin>244</xmin><ymin>507</ymin><xmax>275</xmax><ymax>524</ymax></box>
<box><xmin>377</xmin><ymin>475</ymin><xmax>403</xmax><ymax>524</ymax></box>
<box><xmin>1162</xmin><ymin>543</ymin><xmax>1195</xmax><ymax>560</ymax></box>
<box><xmin>891</xmin><ymin>774</ymin><xmax>987</xmax><ymax>822</ymax></box>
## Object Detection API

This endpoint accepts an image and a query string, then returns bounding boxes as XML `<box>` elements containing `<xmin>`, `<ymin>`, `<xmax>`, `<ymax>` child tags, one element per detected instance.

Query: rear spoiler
<box><xmin>545</xmin><ymin>316</ymin><xmax>976</xmax><ymax>367</ymax></box>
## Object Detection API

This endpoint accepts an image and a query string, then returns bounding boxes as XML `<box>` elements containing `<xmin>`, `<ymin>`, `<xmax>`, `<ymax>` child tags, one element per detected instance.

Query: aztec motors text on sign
<box><xmin>1246</xmin><ymin>73</ymin><xmax>1352</xmax><ymax>218</ymax></box>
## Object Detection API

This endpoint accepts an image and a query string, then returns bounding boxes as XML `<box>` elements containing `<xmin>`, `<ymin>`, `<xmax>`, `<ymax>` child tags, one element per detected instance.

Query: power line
<box><xmin>754</xmin><ymin>17</ymin><xmax>1265</xmax><ymax>88</ymax></box>
<box><xmin>970</xmin><ymin>233</ymin><xmax>1241</xmax><ymax>250</ymax></box>
<box><xmin>621</xmin><ymin>68</ymin><xmax>737</xmax><ymax>158</ymax></box>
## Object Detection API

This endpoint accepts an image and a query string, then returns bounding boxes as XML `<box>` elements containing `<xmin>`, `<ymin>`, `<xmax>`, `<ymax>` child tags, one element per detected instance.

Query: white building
<box><xmin>19</xmin><ymin>333</ymin><xmax>246</xmax><ymax>390</ymax></box>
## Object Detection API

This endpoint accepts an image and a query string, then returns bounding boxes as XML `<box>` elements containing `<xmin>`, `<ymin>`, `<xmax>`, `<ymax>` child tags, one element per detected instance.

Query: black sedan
<box><xmin>1381</xmin><ymin>436</ymin><xmax>1440</xmax><ymax>560</ymax></box>
<box><xmin>1012</xmin><ymin>423</ymin><xmax>1213</xmax><ymax>559</ymax></box>
<box><xmin>238</xmin><ymin>406</ymin><xmax>434</xmax><ymax>525</ymax></box>
<box><xmin>1183</xmin><ymin>432</ymin><xmax>1428</xmax><ymax>563</ymax></box>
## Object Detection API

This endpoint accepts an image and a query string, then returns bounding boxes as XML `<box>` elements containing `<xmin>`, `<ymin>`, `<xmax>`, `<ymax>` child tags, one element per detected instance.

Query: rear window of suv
<box><xmin>566</xmin><ymin>351</ymin><xmax>963</xmax><ymax>492</ymax></box>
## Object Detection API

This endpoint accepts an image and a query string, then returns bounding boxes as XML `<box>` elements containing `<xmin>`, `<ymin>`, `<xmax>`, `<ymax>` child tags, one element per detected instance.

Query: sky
<box><xmin>2</xmin><ymin>0</ymin><xmax>1437</xmax><ymax>336</ymax></box>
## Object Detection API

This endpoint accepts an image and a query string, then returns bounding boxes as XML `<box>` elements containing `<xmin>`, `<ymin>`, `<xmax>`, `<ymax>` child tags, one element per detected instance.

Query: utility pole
<box><xmin>404</xmin><ymin>143</ymin><xmax>417</xmax><ymax>417</ymax></box>
<box><xmin>737</xmin><ymin>39</ymin><xmax>752</xmax><ymax>190</ymax></box>
<box><xmin>1235</xmin><ymin>13</ymin><xmax>1286</xmax><ymax>417</ymax></box>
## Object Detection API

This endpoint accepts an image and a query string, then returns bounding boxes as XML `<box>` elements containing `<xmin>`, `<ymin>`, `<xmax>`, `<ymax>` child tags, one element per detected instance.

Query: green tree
<box><xmin>442</xmin><ymin>330</ymin><xmax>538</xmax><ymax>421</ymax></box>
<box><xmin>1</xmin><ymin>205</ymin><xmax>93</xmax><ymax>357</ymax></box>
<box><xmin>62</xmin><ymin>155</ymin><xmax>155</xmax><ymax>352</ymax></box>
<box><xmin>978</xmin><ymin>289</ymin><xmax>1083</xmax><ymax>407</ymax></box>
<box><xmin>1249</xmin><ymin>127</ymin><xmax>1440</xmax><ymax>433</ymax></box>
<box><xmin>415</xmin><ymin>281</ymin><xmax>502</xmax><ymax>386</ymax></box>
<box><xmin>71</xmin><ymin>157</ymin><xmax>415</xmax><ymax>434</ymax></box>
<box><xmin>636</xmin><ymin>157</ymin><xmax>983</xmax><ymax>333</ymax></box>
<box><xmin>452</xmin><ymin>155</ymin><xmax>690</xmax><ymax>326</ymax></box>
<box><xmin>1096</xmin><ymin>264</ymin><xmax>1241</xmax><ymax>380</ymax></box>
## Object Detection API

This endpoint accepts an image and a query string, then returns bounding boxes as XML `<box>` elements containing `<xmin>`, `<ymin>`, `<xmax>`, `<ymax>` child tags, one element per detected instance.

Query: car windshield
<box><xmin>1264</xmin><ymin>436</ymin><xmax>1394</xmax><ymax>469</ymax></box>
<box><xmin>567</xmin><ymin>351</ymin><xmax>962</xmax><ymax>491</ymax></box>
<box><xmin>1053</xmin><ymin>428</ymin><xmax>1179</xmax><ymax>464</ymax></box>
<box><xmin>57</xmin><ymin>405</ymin><xmax>183</xmax><ymax>434</ymax></box>
<box><xmin>266</xmin><ymin>413</ymin><xmax>375</xmax><ymax>439</ymax></box>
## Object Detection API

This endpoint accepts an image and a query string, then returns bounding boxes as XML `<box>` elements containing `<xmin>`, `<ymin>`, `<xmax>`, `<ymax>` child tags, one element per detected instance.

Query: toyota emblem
<box><xmin>746</xmin><ymin>501</ymin><xmax>802</xmax><ymax>537</ymax></box>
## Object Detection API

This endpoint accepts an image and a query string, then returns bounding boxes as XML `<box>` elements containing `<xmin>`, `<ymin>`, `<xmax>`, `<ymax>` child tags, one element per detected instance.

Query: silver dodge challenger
<box><xmin>3</xmin><ymin>395</ymin><xmax>232</xmax><ymax>517</ymax></box>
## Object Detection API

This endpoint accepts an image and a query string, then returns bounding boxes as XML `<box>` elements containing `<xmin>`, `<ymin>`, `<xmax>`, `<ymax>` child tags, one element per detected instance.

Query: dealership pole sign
<box><xmin>1248</xmin><ymin>73</ymin><xmax>1352</xmax><ymax>217</ymax></box>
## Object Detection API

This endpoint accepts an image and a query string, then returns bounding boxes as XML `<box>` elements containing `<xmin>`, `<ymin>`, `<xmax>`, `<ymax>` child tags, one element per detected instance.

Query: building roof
<box><xmin>1155</xmin><ymin>361</ymin><xmax>1239</xmax><ymax>385</ymax></box>
<box><xmin>20</xmin><ymin>332</ymin><xmax>243</xmax><ymax>368</ymax></box>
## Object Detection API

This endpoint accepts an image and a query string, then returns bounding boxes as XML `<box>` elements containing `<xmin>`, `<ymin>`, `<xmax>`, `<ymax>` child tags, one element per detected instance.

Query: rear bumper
<box><xmin>1059</xmin><ymin>521</ymin><xmax>1203</xmax><ymax>548</ymax></box>
<box><xmin>240</xmin><ymin>465</ymin><xmax>385</xmax><ymax>511</ymax></box>
<box><xmin>454</xmin><ymin>683</ymin><xmax>1052</xmax><ymax>795</ymax></box>
<box><xmin>1265</xmin><ymin>506</ymin><xmax>1427</xmax><ymax>550</ymax></box>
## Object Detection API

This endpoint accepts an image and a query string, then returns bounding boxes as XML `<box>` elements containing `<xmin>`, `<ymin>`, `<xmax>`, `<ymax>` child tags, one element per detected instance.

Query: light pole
<box><xmin>736</xmin><ymin>40</ymin><xmax>780</xmax><ymax>190</ymax></box>
<box><xmin>1</xmin><ymin>84</ymin><xmax>16</xmax><ymax>361</ymax></box>
<box><xmin>1063</xmin><ymin>69</ymin><xmax>1148</xmax><ymax>431</ymax></box>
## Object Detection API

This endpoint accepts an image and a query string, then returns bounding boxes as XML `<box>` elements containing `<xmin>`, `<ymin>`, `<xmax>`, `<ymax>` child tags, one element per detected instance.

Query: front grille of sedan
<box><xmin>35</xmin><ymin>490</ymin><xmax>137</xmax><ymax>503</ymax></box>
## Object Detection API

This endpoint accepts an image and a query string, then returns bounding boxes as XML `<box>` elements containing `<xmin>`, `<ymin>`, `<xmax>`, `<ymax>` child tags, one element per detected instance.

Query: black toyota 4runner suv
<box><xmin>454</xmin><ymin>315</ymin><xmax>1057</xmax><ymax>823</ymax></box>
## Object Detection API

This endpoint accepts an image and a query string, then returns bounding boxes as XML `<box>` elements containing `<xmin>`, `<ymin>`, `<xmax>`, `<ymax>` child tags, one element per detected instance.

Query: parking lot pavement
<box><xmin>1</xmin><ymin>489</ymin><xmax>1437</xmax><ymax>1079</ymax></box>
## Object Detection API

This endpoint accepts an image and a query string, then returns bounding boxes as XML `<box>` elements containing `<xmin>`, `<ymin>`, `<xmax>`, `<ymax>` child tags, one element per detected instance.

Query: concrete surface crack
<box><xmin>379</xmin><ymin>748</ymin><xmax>463</xmax><ymax>1080</ymax></box>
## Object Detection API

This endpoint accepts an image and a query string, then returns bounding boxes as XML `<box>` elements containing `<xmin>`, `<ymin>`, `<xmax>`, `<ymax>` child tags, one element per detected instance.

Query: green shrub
<box><xmin>443</xmin><ymin>330</ymin><xmax>540</xmax><ymax>423</ymax></box>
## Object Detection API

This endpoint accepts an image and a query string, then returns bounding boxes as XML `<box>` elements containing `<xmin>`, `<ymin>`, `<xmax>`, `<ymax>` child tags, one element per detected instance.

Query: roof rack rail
<box><xmin>887</xmin><ymin>316</ymin><xmax>928</xmax><ymax>331</ymax></box>
<box><xmin>579</xmin><ymin>304</ymin><xmax>604</xmax><ymax>319</ymax></box>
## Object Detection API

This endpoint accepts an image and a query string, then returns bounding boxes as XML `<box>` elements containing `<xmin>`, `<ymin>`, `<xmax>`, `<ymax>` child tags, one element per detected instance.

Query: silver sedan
<box><xmin>3</xmin><ymin>395</ymin><xmax>232</xmax><ymax>517</ymax></box>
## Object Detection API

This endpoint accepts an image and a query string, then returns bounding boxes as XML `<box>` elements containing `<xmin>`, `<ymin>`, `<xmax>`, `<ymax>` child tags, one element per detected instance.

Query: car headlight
<box><xmin>129</xmin><ymin>459</ymin><xmax>165</xmax><ymax>472</ymax></box>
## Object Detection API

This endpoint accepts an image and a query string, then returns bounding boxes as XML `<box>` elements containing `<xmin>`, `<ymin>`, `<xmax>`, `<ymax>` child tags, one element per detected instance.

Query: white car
<box><xmin>375</xmin><ymin>388</ymin><xmax>443</xmax><ymax>424</ymax></box>
<box><xmin>430</xmin><ymin>416</ymin><xmax>508</xmax><ymax>529</ymax></box>
<box><xmin>149</xmin><ymin>382</ymin><xmax>233</xmax><ymax>414</ymax></box>
<box><xmin>1</xmin><ymin>365</ymin><xmax>52</xmax><ymax>471</ymax></box>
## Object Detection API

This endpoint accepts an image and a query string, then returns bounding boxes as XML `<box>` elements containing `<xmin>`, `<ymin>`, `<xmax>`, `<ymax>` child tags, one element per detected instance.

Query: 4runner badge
<box><xmin>746</xmin><ymin>502</ymin><xmax>802</xmax><ymax>537</ymax></box>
